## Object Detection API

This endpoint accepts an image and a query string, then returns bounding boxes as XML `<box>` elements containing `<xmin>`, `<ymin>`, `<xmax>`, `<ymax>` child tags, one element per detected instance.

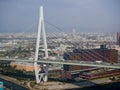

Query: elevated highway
<box><xmin>0</xmin><ymin>58</ymin><xmax>120</xmax><ymax>69</ymax></box>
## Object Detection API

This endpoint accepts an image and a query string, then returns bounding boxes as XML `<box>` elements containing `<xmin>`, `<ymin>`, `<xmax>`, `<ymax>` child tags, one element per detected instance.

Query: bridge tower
<box><xmin>34</xmin><ymin>6</ymin><xmax>49</xmax><ymax>83</ymax></box>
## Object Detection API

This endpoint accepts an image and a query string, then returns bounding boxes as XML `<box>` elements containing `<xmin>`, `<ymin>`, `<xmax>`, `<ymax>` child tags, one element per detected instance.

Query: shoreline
<box><xmin>0</xmin><ymin>74</ymin><xmax>120</xmax><ymax>90</ymax></box>
<box><xmin>0</xmin><ymin>74</ymin><xmax>29</xmax><ymax>90</ymax></box>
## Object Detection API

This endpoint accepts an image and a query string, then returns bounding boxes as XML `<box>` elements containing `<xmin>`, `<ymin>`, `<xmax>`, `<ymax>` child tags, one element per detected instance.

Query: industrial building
<box><xmin>61</xmin><ymin>47</ymin><xmax>118</xmax><ymax>80</ymax></box>
<box><xmin>63</xmin><ymin>46</ymin><xmax>118</xmax><ymax>72</ymax></box>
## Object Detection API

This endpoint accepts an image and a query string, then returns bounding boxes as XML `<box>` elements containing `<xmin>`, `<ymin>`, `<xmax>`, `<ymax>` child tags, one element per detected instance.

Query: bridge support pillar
<box><xmin>44</xmin><ymin>64</ymin><xmax>49</xmax><ymax>82</ymax></box>
<box><xmin>34</xmin><ymin>6</ymin><xmax>49</xmax><ymax>83</ymax></box>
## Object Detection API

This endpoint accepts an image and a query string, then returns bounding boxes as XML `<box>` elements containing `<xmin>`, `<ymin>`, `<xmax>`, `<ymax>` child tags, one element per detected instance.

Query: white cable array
<box><xmin>7</xmin><ymin>19</ymin><xmax>112</xmax><ymax>63</ymax></box>
<box><xmin>44</xmin><ymin>21</ymin><xmax>112</xmax><ymax>63</ymax></box>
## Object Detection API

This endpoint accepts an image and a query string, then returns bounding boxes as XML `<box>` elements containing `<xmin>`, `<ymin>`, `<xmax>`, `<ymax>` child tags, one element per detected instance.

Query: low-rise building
<box><xmin>10</xmin><ymin>62</ymin><xmax>41</xmax><ymax>72</ymax></box>
<box><xmin>63</xmin><ymin>46</ymin><xmax>118</xmax><ymax>72</ymax></box>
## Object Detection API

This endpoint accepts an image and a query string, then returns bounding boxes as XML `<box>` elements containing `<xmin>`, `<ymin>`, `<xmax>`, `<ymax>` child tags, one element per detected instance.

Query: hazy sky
<box><xmin>0</xmin><ymin>0</ymin><xmax>120</xmax><ymax>33</ymax></box>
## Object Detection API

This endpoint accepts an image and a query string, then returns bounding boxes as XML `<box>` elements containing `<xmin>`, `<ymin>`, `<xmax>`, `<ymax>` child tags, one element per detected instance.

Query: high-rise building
<box><xmin>117</xmin><ymin>32</ymin><xmax>120</xmax><ymax>46</ymax></box>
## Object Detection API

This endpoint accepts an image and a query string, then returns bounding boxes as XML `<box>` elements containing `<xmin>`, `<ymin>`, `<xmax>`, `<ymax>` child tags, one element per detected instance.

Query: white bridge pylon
<box><xmin>34</xmin><ymin>6</ymin><xmax>49</xmax><ymax>83</ymax></box>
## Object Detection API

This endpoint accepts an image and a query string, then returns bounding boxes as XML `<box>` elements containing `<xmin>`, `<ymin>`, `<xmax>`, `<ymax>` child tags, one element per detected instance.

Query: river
<box><xmin>0</xmin><ymin>78</ymin><xmax>29</xmax><ymax>90</ymax></box>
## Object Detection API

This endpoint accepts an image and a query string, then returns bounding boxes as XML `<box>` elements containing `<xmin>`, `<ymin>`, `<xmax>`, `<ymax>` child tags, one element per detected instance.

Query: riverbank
<box><xmin>0</xmin><ymin>74</ymin><xmax>120</xmax><ymax>90</ymax></box>
<box><xmin>0</xmin><ymin>74</ymin><xmax>29</xmax><ymax>90</ymax></box>
<box><xmin>31</xmin><ymin>74</ymin><xmax>120</xmax><ymax>90</ymax></box>
<box><xmin>68</xmin><ymin>81</ymin><xmax>120</xmax><ymax>90</ymax></box>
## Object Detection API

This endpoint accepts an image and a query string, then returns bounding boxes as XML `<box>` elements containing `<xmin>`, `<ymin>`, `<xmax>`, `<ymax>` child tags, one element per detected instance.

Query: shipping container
<box><xmin>0</xmin><ymin>81</ymin><xmax>3</xmax><ymax>90</ymax></box>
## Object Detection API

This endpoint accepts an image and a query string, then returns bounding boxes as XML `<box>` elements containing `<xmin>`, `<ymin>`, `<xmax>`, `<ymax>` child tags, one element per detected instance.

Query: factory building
<box><xmin>63</xmin><ymin>46</ymin><xmax>118</xmax><ymax>72</ymax></box>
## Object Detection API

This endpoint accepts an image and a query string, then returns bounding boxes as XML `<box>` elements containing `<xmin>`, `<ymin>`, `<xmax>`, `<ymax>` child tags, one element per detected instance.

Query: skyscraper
<box><xmin>117</xmin><ymin>32</ymin><xmax>120</xmax><ymax>46</ymax></box>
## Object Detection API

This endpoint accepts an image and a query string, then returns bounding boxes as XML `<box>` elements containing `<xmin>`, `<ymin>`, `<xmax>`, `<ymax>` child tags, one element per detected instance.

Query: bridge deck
<box><xmin>0</xmin><ymin>58</ymin><xmax>120</xmax><ymax>69</ymax></box>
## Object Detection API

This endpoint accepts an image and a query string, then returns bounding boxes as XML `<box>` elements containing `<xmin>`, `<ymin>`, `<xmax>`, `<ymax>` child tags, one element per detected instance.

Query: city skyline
<box><xmin>0</xmin><ymin>1</ymin><xmax>120</xmax><ymax>89</ymax></box>
<box><xmin>0</xmin><ymin>0</ymin><xmax>120</xmax><ymax>33</ymax></box>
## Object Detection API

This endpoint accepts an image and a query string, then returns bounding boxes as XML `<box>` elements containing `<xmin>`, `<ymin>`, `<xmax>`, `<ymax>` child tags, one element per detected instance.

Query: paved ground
<box><xmin>32</xmin><ymin>75</ymin><xmax>120</xmax><ymax>90</ymax></box>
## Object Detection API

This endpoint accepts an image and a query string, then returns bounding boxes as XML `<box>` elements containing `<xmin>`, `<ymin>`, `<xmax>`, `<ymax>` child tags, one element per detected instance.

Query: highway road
<box><xmin>0</xmin><ymin>58</ymin><xmax>120</xmax><ymax>69</ymax></box>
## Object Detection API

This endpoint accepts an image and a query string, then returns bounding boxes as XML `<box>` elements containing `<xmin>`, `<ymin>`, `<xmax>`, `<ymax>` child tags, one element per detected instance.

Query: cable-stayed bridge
<box><xmin>0</xmin><ymin>6</ymin><xmax>119</xmax><ymax>83</ymax></box>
